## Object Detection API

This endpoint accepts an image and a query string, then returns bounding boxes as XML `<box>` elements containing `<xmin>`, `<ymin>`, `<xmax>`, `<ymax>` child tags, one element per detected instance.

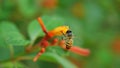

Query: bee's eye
<box><xmin>66</xmin><ymin>30</ymin><xmax>72</xmax><ymax>33</ymax></box>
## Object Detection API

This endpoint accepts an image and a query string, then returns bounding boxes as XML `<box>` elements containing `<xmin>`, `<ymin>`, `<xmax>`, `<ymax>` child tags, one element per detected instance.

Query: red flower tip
<box><xmin>33</xmin><ymin>47</ymin><xmax>45</xmax><ymax>62</ymax></box>
<box><xmin>40</xmin><ymin>40</ymin><xmax>49</xmax><ymax>48</ymax></box>
<box><xmin>37</xmin><ymin>17</ymin><xmax>48</xmax><ymax>35</ymax></box>
<box><xmin>59</xmin><ymin>41</ymin><xmax>90</xmax><ymax>56</ymax></box>
<box><xmin>51</xmin><ymin>38</ymin><xmax>58</xmax><ymax>45</ymax></box>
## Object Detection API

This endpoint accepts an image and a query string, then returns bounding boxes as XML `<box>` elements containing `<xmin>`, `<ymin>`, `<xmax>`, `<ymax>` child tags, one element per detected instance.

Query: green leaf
<box><xmin>0</xmin><ymin>22</ymin><xmax>29</xmax><ymax>47</ymax></box>
<box><xmin>0</xmin><ymin>47</ymin><xmax>11</xmax><ymax>61</ymax></box>
<box><xmin>28</xmin><ymin>15</ymin><xmax>65</xmax><ymax>42</ymax></box>
<box><xmin>42</xmin><ymin>15</ymin><xmax>65</xmax><ymax>30</ymax></box>
<box><xmin>28</xmin><ymin>20</ymin><xmax>44</xmax><ymax>42</ymax></box>
<box><xmin>40</xmin><ymin>52</ymin><xmax>77</xmax><ymax>68</ymax></box>
<box><xmin>17</xmin><ymin>0</ymin><xmax>37</xmax><ymax>17</ymax></box>
<box><xmin>0</xmin><ymin>62</ymin><xmax>26</xmax><ymax>68</ymax></box>
<box><xmin>46</xmin><ymin>46</ymin><xmax>69</xmax><ymax>56</ymax></box>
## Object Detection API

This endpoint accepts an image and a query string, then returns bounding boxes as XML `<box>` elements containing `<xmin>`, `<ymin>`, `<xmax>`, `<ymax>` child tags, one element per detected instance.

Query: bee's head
<box><xmin>66</xmin><ymin>30</ymin><xmax>72</xmax><ymax>33</ymax></box>
<box><xmin>66</xmin><ymin>30</ymin><xmax>72</xmax><ymax>37</ymax></box>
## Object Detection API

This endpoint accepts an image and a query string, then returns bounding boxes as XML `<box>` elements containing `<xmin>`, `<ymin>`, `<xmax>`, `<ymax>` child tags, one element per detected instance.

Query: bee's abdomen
<box><xmin>66</xmin><ymin>39</ymin><xmax>73</xmax><ymax>49</ymax></box>
<box><xmin>66</xmin><ymin>44</ymin><xmax>72</xmax><ymax>49</ymax></box>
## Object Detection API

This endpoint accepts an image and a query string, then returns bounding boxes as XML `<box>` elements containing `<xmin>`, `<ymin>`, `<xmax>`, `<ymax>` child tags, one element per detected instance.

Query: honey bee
<box><xmin>62</xmin><ymin>30</ymin><xmax>73</xmax><ymax>49</ymax></box>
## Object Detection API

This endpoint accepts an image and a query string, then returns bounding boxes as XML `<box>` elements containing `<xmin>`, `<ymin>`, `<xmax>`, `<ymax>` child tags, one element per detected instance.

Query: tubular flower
<box><xmin>70</xmin><ymin>46</ymin><xmax>90</xmax><ymax>56</ymax></box>
<box><xmin>59</xmin><ymin>40</ymin><xmax>90</xmax><ymax>56</ymax></box>
<box><xmin>33</xmin><ymin>17</ymin><xmax>90</xmax><ymax>62</ymax></box>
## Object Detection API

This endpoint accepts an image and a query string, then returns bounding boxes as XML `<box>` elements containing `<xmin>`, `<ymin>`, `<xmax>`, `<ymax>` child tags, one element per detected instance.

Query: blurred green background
<box><xmin>0</xmin><ymin>0</ymin><xmax>120</xmax><ymax>68</ymax></box>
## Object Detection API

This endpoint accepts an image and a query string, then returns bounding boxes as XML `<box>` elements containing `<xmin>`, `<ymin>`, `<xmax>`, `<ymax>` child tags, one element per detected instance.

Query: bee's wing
<box><xmin>72</xmin><ymin>35</ymin><xmax>83</xmax><ymax>45</ymax></box>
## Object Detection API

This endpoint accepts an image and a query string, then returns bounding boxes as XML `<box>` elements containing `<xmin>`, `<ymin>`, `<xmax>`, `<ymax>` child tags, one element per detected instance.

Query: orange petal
<box><xmin>70</xmin><ymin>46</ymin><xmax>90</xmax><ymax>56</ymax></box>
<box><xmin>33</xmin><ymin>48</ymin><xmax>45</xmax><ymax>62</ymax></box>
<box><xmin>60</xmin><ymin>43</ymin><xmax>90</xmax><ymax>56</ymax></box>
<box><xmin>37</xmin><ymin>17</ymin><xmax>48</xmax><ymax>35</ymax></box>
<box><xmin>49</xmin><ymin>26</ymin><xmax>69</xmax><ymax>36</ymax></box>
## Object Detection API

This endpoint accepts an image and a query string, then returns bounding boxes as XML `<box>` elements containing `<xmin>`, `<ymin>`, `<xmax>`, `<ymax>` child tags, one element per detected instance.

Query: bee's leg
<box><xmin>61</xmin><ymin>31</ymin><xmax>67</xmax><ymax>37</ymax></box>
<box><xmin>61</xmin><ymin>35</ymin><xmax>65</xmax><ymax>40</ymax></box>
<box><xmin>60</xmin><ymin>31</ymin><xmax>64</xmax><ymax>35</ymax></box>
<box><xmin>60</xmin><ymin>31</ymin><xmax>64</xmax><ymax>39</ymax></box>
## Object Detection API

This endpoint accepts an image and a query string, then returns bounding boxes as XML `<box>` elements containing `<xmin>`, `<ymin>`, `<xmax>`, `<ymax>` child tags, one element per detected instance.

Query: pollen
<box><xmin>49</xmin><ymin>26</ymin><xmax>69</xmax><ymax>36</ymax></box>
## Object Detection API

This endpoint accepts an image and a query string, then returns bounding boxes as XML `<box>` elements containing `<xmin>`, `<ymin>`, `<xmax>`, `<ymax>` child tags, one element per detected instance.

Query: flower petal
<box><xmin>37</xmin><ymin>17</ymin><xmax>48</xmax><ymax>35</ymax></box>
<box><xmin>49</xmin><ymin>26</ymin><xmax>69</xmax><ymax>36</ymax></box>
<box><xmin>70</xmin><ymin>46</ymin><xmax>90</xmax><ymax>56</ymax></box>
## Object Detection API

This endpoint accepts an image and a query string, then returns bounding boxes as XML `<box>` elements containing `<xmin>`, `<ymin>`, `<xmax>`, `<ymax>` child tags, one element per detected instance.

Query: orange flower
<box><xmin>33</xmin><ymin>17</ymin><xmax>90</xmax><ymax>62</ymax></box>
<box><xmin>59</xmin><ymin>40</ymin><xmax>90</xmax><ymax>56</ymax></box>
<box><xmin>71</xmin><ymin>3</ymin><xmax>84</xmax><ymax>18</ymax></box>
<box><xmin>42</xmin><ymin>0</ymin><xmax>58</xmax><ymax>9</ymax></box>
<box><xmin>70</xmin><ymin>46</ymin><xmax>90</xmax><ymax>56</ymax></box>
<box><xmin>112</xmin><ymin>37</ymin><xmax>120</xmax><ymax>54</ymax></box>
